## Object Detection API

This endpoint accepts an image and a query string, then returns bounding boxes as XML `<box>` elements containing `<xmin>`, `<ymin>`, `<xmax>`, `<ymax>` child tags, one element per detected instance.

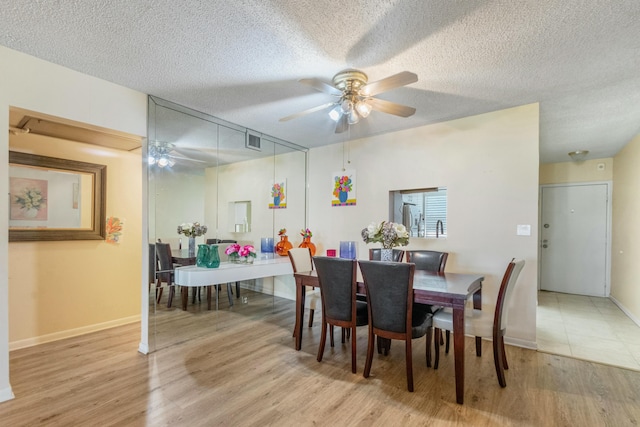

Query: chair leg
<box><xmin>156</xmin><ymin>280</ymin><xmax>163</xmax><ymax>304</ymax></box>
<box><xmin>167</xmin><ymin>285</ymin><xmax>175</xmax><ymax>308</ymax></box>
<box><xmin>308</xmin><ymin>309</ymin><xmax>314</xmax><ymax>327</ymax></box>
<box><xmin>434</xmin><ymin>328</ymin><xmax>441</xmax><ymax>369</ymax></box>
<box><xmin>377</xmin><ymin>336</ymin><xmax>383</xmax><ymax>354</ymax></box>
<box><xmin>330</xmin><ymin>325</ymin><xmax>335</xmax><ymax>347</ymax></box>
<box><xmin>405</xmin><ymin>338</ymin><xmax>414</xmax><ymax>392</ymax></box>
<box><xmin>317</xmin><ymin>319</ymin><xmax>327</xmax><ymax>362</ymax></box>
<box><xmin>475</xmin><ymin>336</ymin><xmax>482</xmax><ymax>357</ymax></box>
<box><xmin>445</xmin><ymin>330</ymin><xmax>450</xmax><ymax>354</ymax></box>
<box><xmin>425</xmin><ymin>328</ymin><xmax>432</xmax><ymax>368</ymax></box>
<box><xmin>501</xmin><ymin>336</ymin><xmax>509</xmax><ymax>370</ymax></box>
<box><xmin>493</xmin><ymin>332</ymin><xmax>507</xmax><ymax>387</ymax></box>
<box><xmin>191</xmin><ymin>287</ymin><xmax>197</xmax><ymax>304</ymax></box>
<box><xmin>351</xmin><ymin>327</ymin><xmax>357</xmax><ymax>373</ymax></box>
<box><xmin>363</xmin><ymin>330</ymin><xmax>375</xmax><ymax>379</ymax></box>
<box><xmin>226</xmin><ymin>284</ymin><xmax>234</xmax><ymax>307</ymax></box>
<box><xmin>236</xmin><ymin>282</ymin><xmax>241</xmax><ymax>299</ymax></box>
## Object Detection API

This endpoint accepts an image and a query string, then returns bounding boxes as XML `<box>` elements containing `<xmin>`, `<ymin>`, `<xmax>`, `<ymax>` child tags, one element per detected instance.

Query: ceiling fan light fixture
<box><xmin>568</xmin><ymin>150</ymin><xmax>589</xmax><ymax>161</ymax></box>
<box><xmin>356</xmin><ymin>100</ymin><xmax>372</xmax><ymax>118</ymax></box>
<box><xmin>341</xmin><ymin>99</ymin><xmax>353</xmax><ymax>114</ymax></box>
<box><xmin>348</xmin><ymin>110</ymin><xmax>360</xmax><ymax>125</ymax></box>
<box><xmin>148</xmin><ymin>155</ymin><xmax>156</xmax><ymax>165</ymax></box>
<box><xmin>157</xmin><ymin>156</ymin><xmax>170</xmax><ymax>168</ymax></box>
<box><xmin>328</xmin><ymin>105</ymin><xmax>342</xmax><ymax>121</ymax></box>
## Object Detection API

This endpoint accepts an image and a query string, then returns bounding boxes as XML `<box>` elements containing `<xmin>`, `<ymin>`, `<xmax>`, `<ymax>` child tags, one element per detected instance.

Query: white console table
<box><xmin>175</xmin><ymin>256</ymin><xmax>293</xmax><ymax>310</ymax></box>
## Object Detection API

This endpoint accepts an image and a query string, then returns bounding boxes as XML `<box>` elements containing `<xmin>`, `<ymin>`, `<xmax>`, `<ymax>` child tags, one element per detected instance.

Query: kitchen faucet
<box><xmin>436</xmin><ymin>220</ymin><xmax>444</xmax><ymax>238</ymax></box>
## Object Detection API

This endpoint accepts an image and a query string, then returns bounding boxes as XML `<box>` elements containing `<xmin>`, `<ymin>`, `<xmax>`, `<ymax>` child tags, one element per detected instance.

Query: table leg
<box><xmin>452</xmin><ymin>300</ymin><xmax>466</xmax><ymax>404</ymax></box>
<box><xmin>207</xmin><ymin>286</ymin><xmax>212</xmax><ymax>310</ymax></box>
<box><xmin>181</xmin><ymin>287</ymin><xmax>188</xmax><ymax>311</ymax></box>
<box><xmin>473</xmin><ymin>288</ymin><xmax>482</xmax><ymax>356</ymax></box>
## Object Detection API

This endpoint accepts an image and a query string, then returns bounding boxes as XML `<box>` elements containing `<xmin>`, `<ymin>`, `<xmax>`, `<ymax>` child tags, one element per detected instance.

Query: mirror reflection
<box><xmin>148</xmin><ymin>96</ymin><xmax>307</xmax><ymax>352</ymax></box>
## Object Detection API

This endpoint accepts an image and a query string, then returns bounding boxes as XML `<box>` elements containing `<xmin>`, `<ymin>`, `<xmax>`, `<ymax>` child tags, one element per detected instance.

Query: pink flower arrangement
<box><xmin>225</xmin><ymin>243</ymin><xmax>256</xmax><ymax>259</ymax></box>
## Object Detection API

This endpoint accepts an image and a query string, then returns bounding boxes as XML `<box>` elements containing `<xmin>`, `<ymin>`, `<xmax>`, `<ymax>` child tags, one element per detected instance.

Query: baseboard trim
<box><xmin>138</xmin><ymin>342</ymin><xmax>149</xmax><ymax>354</ymax></box>
<box><xmin>610</xmin><ymin>296</ymin><xmax>640</xmax><ymax>327</ymax></box>
<box><xmin>9</xmin><ymin>315</ymin><xmax>141</xmax><ymax>351</ymax></box>
<box><xmin>505</xmin><ymin>336</ymin><xmax>537</xmax><ymax>350</ymax></box>
<box><xmin>0</xmin><ymin>386</ymin><xmax>15</xmax><ymax>402</ymax></box>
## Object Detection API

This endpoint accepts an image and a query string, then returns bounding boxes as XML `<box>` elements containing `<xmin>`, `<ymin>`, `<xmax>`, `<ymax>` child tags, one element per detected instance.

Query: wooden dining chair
<box><xmin>369</xmin><ymin>248</ymin><xmax>405</xmax><ymax>262</ymax></box>
<box><xmin>314</xmin><ymin>256</ymin><xmax>368</xmax><ymax>373</ymax></box>
<box><xmin>405</xmin><ymin>250</ymin><xmax>448</xmax><ymax>273</ymax></box>
<box><xmin>155</xmin><ymin>243</ymin><xmax>178</xmax><ymax>307</ymax></box>
<box><xmin>287</xmin><ymin>248</ymin><xmax>320</xmax><ymax>331</ymax></box>
<box><xmin>432</xmin><ymin>258</ymin><xmax>525</xmax><ymax>387</ymax></box>
<box><xmin>358</xmin><ymin>260</ymin><xmax>434</xmax><ymax>392</ymax></box>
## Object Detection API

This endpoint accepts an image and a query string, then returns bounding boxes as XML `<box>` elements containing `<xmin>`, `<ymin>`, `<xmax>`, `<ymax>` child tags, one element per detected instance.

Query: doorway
<box><xmin>539</xmin><ymin>182</ymin><xmax>610</xmax><ymax>297</ymax></box>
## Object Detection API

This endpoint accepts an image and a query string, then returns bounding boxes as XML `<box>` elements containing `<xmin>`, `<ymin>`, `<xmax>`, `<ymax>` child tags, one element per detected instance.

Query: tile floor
<box><xmin>537</xmin><ymin>290</ymin><xmax>640</xmax><ymax>371</ymax></box>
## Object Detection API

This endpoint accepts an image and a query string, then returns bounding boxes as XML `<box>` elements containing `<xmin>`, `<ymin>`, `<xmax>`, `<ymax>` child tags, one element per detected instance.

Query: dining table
<box><xmin>175</xmin><ymin>256</ymin><xmax>293</xmax><ymax>310</ymax></box>
<box><xmin>293</xmin><ymin>268</ymin><xmax>484</xmax><ymax>405</ymax></box>
<box><xmin>171</xmin><ymin>249</ymin><xmax>196</xmax><ymax>266</ymax></box>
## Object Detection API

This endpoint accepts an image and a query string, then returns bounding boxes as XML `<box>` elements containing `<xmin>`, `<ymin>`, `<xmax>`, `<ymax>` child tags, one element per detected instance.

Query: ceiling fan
<box><xmin>280</xmin><ymin>69</ymin><xmax>418</xmax><ymax>133</ymax></box>
<box><xmin>148</xmin><ymin>141</ymin><xmax>210</xmax><ymax>168</ymax></box>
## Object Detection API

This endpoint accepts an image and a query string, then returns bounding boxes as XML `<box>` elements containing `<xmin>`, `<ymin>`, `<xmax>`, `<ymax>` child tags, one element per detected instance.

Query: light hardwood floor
<box><xmin>2</xmin><ymin>290</ymin><xmax>640</xmax><ymax>426</ymax></box>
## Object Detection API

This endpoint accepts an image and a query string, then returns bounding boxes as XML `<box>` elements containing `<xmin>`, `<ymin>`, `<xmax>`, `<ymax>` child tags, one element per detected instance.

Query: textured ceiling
<box><xmin>2</xmin><ymin>0</ymin><xmax>639</xmax><ymax>163</ymax></box>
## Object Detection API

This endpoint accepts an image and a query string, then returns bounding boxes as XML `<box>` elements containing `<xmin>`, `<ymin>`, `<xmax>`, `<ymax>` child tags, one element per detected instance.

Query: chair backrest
<box><xmin>495</xmin><ymin>259</ymin><xmax>525</xmax><ymax>331</ymax></box>
<box><xmin>207</xmin><ymin>238</ymin><xmax>237</xmax><ymax>244</ymax></box>
<box><xmin>358</xmin><ymin>260</ymin><xmax>415</xmax><ymax>334</ymax></box>
<box><xmin>155</xmin><ymin>242</ymin><xmax>174</xmax><ymax>283</ymax></box>
<box><xmin>368</xmin><ymin>248</ymin><xmax>405</xmax><ymax>262</ymax></box>
<box><xmin>288</xmin><ymin>247</ymin><xmax>313</xmax><ymax>272</ymax></box>
<box><xmin>149</xmin><ymin>243</ymin><xmax>157</xmax><ymax>284</ymax></box>
<box><xmin>405</xmin><ymin>250</ymin><xmax>448</xmax><ymax>273</ymax></box>
<box><xmin>313</xmin><ymin>256</ymin><xmax>357</xmax><ymax>322</ymax></box>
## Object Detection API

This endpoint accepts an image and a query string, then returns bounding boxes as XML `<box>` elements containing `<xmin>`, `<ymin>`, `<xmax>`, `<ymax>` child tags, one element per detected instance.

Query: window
<box><xmin>389</xmin><ymin>187</ymin><xmax>447</xmax><ymax>238</ymax></box>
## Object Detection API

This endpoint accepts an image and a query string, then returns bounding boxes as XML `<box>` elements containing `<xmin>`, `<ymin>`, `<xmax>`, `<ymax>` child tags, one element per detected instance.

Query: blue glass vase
<box><xmin>196</xmin><ymin>244</ymin><xmax>209</xmax><ymax>267</ymax></box>
<box><xmin>206</xmin><ymin>244</ymin><xmax>220</xmax><ymax>268</ymax></box>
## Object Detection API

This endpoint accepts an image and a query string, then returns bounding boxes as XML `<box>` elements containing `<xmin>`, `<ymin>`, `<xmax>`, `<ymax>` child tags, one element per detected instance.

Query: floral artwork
<box><xmin>269</xmin><ymin>179</ymin><xmax>287</xmax><ymax>209</ymax></box>
<box><xmin>10</xmin><ymin>177</ymin><xmax>48</xmax><ymax>220</ymax></box>
<box><xmin>331</xmin><ymin>170</ymin><xmax>356</xmax><ymax>207</ymax></box>
<box><xmin>106</xmin><ymin>216</ymin><xmax>123</xmax><ymax>244</ymax></box>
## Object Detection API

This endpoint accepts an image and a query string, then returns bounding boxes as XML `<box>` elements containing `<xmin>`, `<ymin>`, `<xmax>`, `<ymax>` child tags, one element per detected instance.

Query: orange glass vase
<box><xmin>275</xmin><ymin>235</ymin><xmax>293</xmax><ymax>256</ymax></box>
<box><xmin>299</xmin><ymin>236</ymin><xmax>316</xmax><ymax>256</ymax></box>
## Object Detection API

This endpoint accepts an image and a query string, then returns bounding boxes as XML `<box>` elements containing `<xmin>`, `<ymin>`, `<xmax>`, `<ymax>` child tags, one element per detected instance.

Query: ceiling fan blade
<box><xmin>335</xmin><ymin>114</ymin><xmax>349</xmax><ymax>134</ymax></box>
<box><xmin>361</xmin><ymin>71</ymin><xmax>418</xmax><ymax>96</ymax></box>
<box><xmin>367</xmin><ymin>97</ymin><xmax>416</xmax><ymax>117</ymax></box>
<box><xmin>279</xmin><ymin>102</ymin><xmax>337</xmax><ymax>122</ymax></box>
<box><xmin>299</xmin><ymin>78</ymin><xmax>343</xmax><ymax>96</ymax></box>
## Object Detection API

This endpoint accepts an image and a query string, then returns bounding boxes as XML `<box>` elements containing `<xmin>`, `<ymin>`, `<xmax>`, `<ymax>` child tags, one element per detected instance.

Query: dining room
<box><xmin>146</xmin><ymin>96</ymin><xmax>539</xmax><ymax>360</ymax></box>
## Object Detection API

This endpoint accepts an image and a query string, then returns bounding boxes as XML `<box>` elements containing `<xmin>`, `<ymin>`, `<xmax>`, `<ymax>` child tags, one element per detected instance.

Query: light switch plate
<box><xmin>517</xmin><ymin>224</ymin><xmax>531</xmax><ymax>236</ymax></box>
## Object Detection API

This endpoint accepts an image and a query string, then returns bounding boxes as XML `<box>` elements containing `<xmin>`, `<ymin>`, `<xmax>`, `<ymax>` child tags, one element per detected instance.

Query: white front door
<box><xmin>540</xmin><ymin>183</ymin><xmax>609</xmax><ymax>296</ymax></box>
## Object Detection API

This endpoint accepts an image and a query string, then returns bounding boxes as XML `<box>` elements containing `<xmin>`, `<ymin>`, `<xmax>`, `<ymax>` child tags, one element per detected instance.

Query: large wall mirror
<box><xmin>147</xmin><ymin>96</ymin><xmax>308</xmax><ymax>352</ymax></box>
<box><xmin>8</xmin><ymin>151</ymin><xmax>106</xmax><ymax>241</ymax></box>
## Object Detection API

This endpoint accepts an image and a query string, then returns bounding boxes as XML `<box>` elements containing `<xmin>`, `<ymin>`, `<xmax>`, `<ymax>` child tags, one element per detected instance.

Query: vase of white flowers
<box><xmin>361</xmin><ymin>220</ymin><xmax>409</xmax><ymax>261</ymax></box>
<box><xmin>177</xmin><ymin>222</ymin><xmax>208</xmax><ymax>256</ymax></box>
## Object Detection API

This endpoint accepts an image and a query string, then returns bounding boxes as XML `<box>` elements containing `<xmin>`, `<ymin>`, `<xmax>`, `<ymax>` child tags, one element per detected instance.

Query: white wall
<box><xmin>308</xmin><ymin>104</ymin><xmax>540</xmax><ymax>347</ymax></box>
<box><xmin>612</xmin><ymin>134</ymin><xmax>640</xmax><ymax>323</ymax></box>
<box><xmin>0</xmin><ymin>45</ymin><xmax>147</xmax><ymax>401</ymax></box>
